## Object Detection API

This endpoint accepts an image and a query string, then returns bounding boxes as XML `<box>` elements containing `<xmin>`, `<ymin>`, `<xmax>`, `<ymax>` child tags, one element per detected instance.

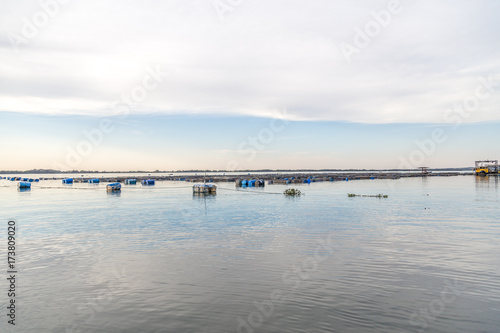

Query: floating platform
<box><xmin>142</xmin><ymin>179</ymin><xmax>155</xmax><ymax>186</ymax></box>
<box><xmin>18</xmin><ymin>182</ymin><xmax>31</xmax><ymax>189</ymax></box>
<box><xmin>106</xmin><ymin>183</ymin><xmax>121</xmax><ymax>192</ymax></box>
<box><xmin>193</xmin><ymin>184</ymin><xmax>217</xmax><ymax>194</ymax></box>
<box><xmin>236</xmin><ymin>179</ymin><xmax>265</xmax><ymax>187</ymax></box>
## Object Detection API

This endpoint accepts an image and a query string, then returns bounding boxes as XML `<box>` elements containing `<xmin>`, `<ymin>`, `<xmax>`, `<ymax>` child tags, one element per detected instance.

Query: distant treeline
<box><xmin>0</xmin><ymin>167</ymin><xmax>473</xmax><ymax>174</ymax></box>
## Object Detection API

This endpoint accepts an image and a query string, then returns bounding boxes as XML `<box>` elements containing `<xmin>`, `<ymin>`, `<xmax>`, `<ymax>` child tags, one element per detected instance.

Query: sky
<box><xmin>1</xmin><ymin>0</ymin><xmax>499</xmax><ymax>170</ymax></box>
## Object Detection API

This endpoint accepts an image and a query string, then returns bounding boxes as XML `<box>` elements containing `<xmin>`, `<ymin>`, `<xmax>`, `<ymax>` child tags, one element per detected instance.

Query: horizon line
<box><xmin>0</xmin><ymin>167</ymin><xmax>474</xmax><ymax>174</ymax></box>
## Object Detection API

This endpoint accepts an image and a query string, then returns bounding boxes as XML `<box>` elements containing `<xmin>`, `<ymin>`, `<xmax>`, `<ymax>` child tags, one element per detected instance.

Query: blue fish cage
<box><xmin>106</xmin><ymin>182</ymin><xmax>121</xmax><ymax>192</ymax></box>
<box><xmin>142</xmin><ymin>179</ymin><xmax>155</xmax><ymax>186</ymax></box>
<box><xmin>89</xmin><ymin>179</ymin><xmax>100</xmax><ymax>184</ymax></box>
<box><xmin>125</xmin><ymin>179</ymin><xmax>137</xmax><ymax>185</ymax></box>
<box><xmin>236</xmin><ymin>179</ymin><xmax>265</xmax><ymax>187</ymax></box>
<box><xmin>63</xmin><ymin>178</ymin><xmax>73</xmax><ymax>184</ymax></box>
<box><xmin>18</xmin><ymin>182</ymin><xmax>31</xmax><ymax>189</ymax></box>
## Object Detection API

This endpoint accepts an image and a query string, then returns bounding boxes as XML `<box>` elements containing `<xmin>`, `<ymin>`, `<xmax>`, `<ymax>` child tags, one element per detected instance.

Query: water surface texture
<box><xmin>1</xmin><ymin>175</ymin><xmax>499</xmax><ymax>332</ymax></box>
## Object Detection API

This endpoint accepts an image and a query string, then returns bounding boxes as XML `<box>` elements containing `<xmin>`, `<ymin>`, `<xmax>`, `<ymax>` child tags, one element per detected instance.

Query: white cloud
<box><xmin>1</xmin><ymin>0</ymin><xmax>500</xmax><ymax>123</ymax></box>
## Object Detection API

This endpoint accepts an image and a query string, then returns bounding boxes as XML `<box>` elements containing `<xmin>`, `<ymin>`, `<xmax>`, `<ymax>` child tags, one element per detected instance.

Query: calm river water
<box><xmin>0</xmin><ymin>175</ymin><xmax>499</xmax><ymax>332</ymax></box>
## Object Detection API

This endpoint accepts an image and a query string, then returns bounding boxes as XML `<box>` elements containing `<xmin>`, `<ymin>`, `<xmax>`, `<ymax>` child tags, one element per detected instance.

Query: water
<box><xmin>0</xmin><ymin>175</ymin><xmax>499</xmax><ymax>332</ymax></box>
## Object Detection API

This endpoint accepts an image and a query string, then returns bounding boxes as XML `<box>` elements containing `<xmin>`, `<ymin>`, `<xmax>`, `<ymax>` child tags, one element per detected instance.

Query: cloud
<box><xmin>1</xmin><ymin>0</ymin><xmax>500</xmax><ymax>123</ymax></box>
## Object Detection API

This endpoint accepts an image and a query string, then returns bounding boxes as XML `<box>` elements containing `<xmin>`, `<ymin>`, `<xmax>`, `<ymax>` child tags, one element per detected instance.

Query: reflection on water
<box><xmin>0</xmin><ymin>175</ymin><xmax>499</xmax><ymax>333</ymax></box>
<box><xmin>475</xmin><ymin>176</ymin><xmax>499</xmax><ymax>206</ymax></box>
<box><xmin>192</xmin><ymin>192</ymin><xmax>217</xmax><ymax>199</ymax></box>
<box><xmin>475</xmin><ymin>175</ymin><xmax>499</xmax><ymax>190</ymax></box>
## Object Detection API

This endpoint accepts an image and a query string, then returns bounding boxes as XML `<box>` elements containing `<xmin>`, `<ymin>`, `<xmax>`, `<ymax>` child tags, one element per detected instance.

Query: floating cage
<box><xmin>193</xmin><ymin>184</ymin><xmax>217</xmax><ymax>194</ymax></box>
<box><xmin>236</xmin><ymin>179</ymin><xmax>265</xmax><ymax>187</ymax></box>
<box><xmin>125</xmin><ymin>179</ymin><xmax>137</xmax><ymax>185</ymax></box>
<box><xmin>142</xmin><ymin>179</ymin><xmax>155</xmax><ymax>186</ymax></box>
<box><xmin>106</xmin><ymin>183</ymin><xmax>121</xmax><ymax>192</ymax></box>
<box><xmin>89</xmin><ymin>179</ymin><xmax>100</xmax><ymax>184</ymax></box>
<box><xmin>63</xmin><ymin>178</ymin><xmax>73</xmax><ymax>184</ymax></box>
<box><xmin>18</xmin><ymin>182</ymin><xmax>31</xmax><ymax>189</ymax></box>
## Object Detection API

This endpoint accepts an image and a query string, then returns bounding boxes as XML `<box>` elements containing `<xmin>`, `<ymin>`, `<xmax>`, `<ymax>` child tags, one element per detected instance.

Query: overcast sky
<box><xmin>2</xmin><ymin>0</ymin><xmax>500</xmax><ymax>122</ymax></box>
<box><xmin>1</xmin><ymin>0</ymin><xmax>499</xmax><ymax>170</ymax></box>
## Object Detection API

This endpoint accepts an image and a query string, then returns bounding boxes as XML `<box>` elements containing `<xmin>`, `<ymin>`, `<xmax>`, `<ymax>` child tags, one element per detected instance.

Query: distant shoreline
<box><xmin>0</xmin><ymin>168</ymin><xmax>473</xmax><ymax>174</ymax></box>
